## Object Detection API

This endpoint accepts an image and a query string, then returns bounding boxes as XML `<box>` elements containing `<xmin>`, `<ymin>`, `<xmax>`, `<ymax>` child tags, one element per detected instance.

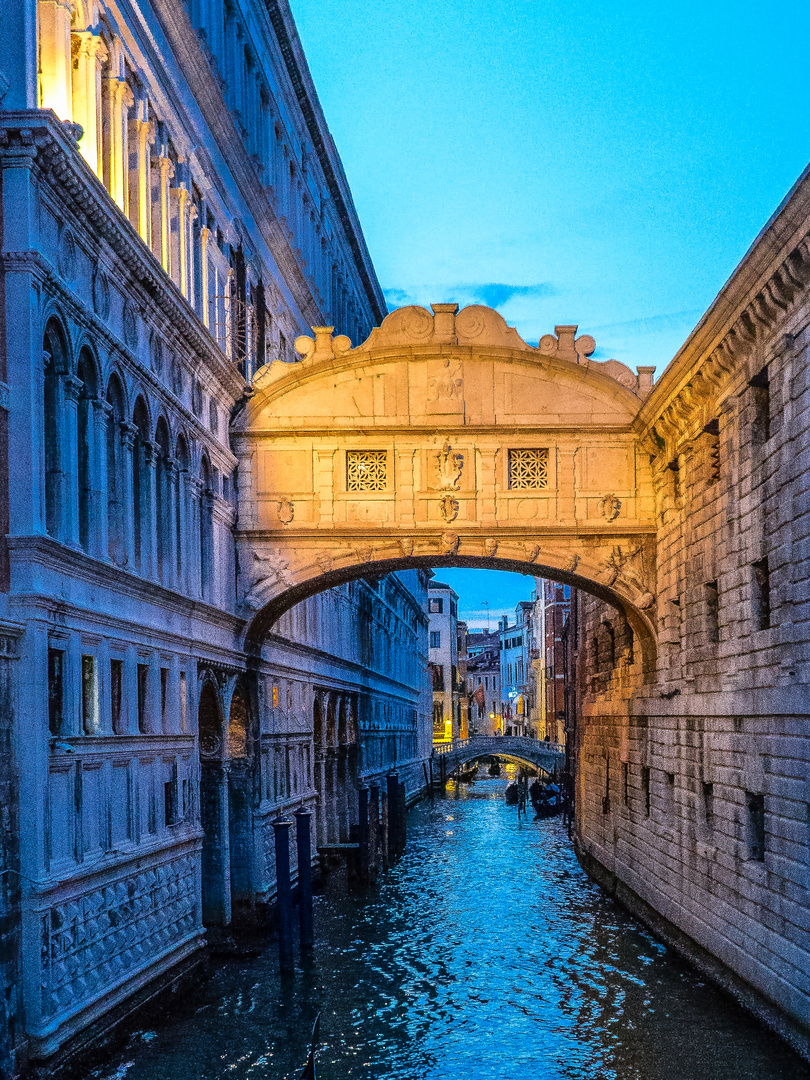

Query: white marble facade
<box><xmin>0</xmin><ymin>0</ymin><xmax>427</xmax><ymax>1067</ymax></box>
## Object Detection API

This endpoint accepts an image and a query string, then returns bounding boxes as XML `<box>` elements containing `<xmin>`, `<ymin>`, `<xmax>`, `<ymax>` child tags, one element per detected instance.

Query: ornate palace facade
<box><xmin>0</xmin><ymin>0</ymin><xmax>429</xmax><ymax>1070</ymax></box>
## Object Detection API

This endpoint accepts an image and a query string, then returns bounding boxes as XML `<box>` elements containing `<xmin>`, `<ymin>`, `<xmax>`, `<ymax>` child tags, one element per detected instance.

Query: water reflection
<box><xmin>84</xmin><ymin>774</ymin><xmax>809</xmax><ymax>1080</ymax></box>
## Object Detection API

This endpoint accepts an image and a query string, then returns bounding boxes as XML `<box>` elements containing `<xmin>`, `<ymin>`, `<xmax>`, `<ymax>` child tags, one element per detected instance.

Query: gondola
<box><xmin>487</xmin><ymin>761</ymin><xmax>501</xmax><ymax>777</ymax></box>
<box><xmin>297</xmin><ymin>1012</ymin><xmax>321</xmax><ymax>1079</ymax></box>
<box><xmin>454</xmin><ymin>764</ymin><xmax>478</xmax><ymax>783</ymax></box>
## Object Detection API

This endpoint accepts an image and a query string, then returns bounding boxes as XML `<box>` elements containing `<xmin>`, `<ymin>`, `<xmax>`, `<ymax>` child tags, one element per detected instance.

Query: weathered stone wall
<box><xmin>574</xmin><ymin>163</ymin><xmax>810</xmax><ymax>1055</ymax></box>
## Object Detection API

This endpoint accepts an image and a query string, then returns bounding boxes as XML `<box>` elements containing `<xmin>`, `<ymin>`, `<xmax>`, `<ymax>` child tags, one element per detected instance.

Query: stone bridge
<box><xmin>434</xmin><ymin>736</ymin><xmax>565</xmax><ymax>776</ymax></box>
<box><xmin>231</xmin><ymin>303</ymin><xmax>659</xmax><ymax>669</ymax></box>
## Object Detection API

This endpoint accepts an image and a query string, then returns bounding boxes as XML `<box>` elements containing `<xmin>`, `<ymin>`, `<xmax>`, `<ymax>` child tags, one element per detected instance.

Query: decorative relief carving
<box><xmin>564</xmin><ymin>554</ymin><xmax>581</xmax><ymax>573</ymax></box>
<box><xmin>57</xmin><ymin>226</ymin><xmax>76</xmax><ymax>281</ymax></box>
<box><xmin>354</xmin><ymin>544</ymin><xmax>373</xmax><ymax>563</ymax></box>
<box><xmin>600</xmin><ymin>544</ymin><xmax>654</xmax><ymax>607</ymax></box>
<box><xmin>399</xmin><ymin>538</ymin><xmax>414</xmax><ymax>557</ymax></box>
<box><xmin>598</xmin><ymin>493</ymin><xmax>622</xmax><ymax>521</ymax></box>
<box><xmin>440</xmin><ymin>532</ymin><xmax>460</xmax><ymax>555</ymax></box>
<box><xmin>277</xmin><ymin>498</ymin><xmax>294</xmax><ymax>525</ymax></box>
<box><xmin>428</xmin><ymin>358</ymin><xmax>462</xmax><ymax>402</ymax></box>
<box><xmin>243</xmin><ymin>550</ymin><xmax>291</xmax><ymax>608</ymax></box>
<box><xmin>40</xmin><ymin>855</ymin><xmax>197</xmax><ymax>1019</ymax></box>
<box><xmin>483</xmin><ymin>538</ymin><xmax>498</xmax><ymax>557</ymax></box>
<box><xmin>316</xmin><ymin>552</ymin><xmax>333</xmax><ymax>574</ymax></box>
<box><xmin>122</xmin><ymin>300</ymin><xmax>138</xmax><ymax>349</ymax></box>
<box><xmin>524</xmin><ymin>543</ymin><xmax>540</xmax><ymax>563</ymax></box>
<box><xmin>435</xmin><ymin>441</ymin><xmax>463</xmax><ymax>490</ymax></box>
<box><xmin>92</xmin><ymin>268</ymin><xmax>110</xmax><ymax>320</ymax></box>
<box><xmin>439</xmin><ymin>495</ymin><xmax>459</xmax><ymax>522</ymax></box>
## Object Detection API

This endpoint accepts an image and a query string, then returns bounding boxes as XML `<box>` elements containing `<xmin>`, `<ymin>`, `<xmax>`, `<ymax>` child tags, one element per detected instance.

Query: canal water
<box><xmin>84</xmin><ymin>774</ymin><xmax>809</xmax><ymax>1080</ymax></box>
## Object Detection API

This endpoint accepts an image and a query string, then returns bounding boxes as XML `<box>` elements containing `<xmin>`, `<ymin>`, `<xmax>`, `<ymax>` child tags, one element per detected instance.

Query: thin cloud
<box><xmin>382</xmin><ymin>282</ymin><xmax>556</xmax><ymax>312</ymax></box>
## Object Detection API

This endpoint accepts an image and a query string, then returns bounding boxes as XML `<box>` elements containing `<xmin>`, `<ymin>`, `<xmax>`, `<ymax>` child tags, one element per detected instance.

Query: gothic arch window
<box><xmin>131</xmin><ymin>396</ymin><xmax>149</xmax><ymax>572</ymax></box>
<box><xmin>105</xmin><ymin>373</ymin><xmax>126</xmax><ymax>564</ymax></box>
<box><xmin>199</xmin><ymin>454</ymin><xmax>214</xmax><ymax>600</ymax></box>
<box><xmin>154</xmin><ymin>417</ymin><xmax>172</xmax><ymax>584</ymax></box>
<box><xmin>42</xmin><ymin>319</ymin><xmax>71</xmax><ymax>539</ymax></box>
<box><xmin>76</xmin><ymin>348</ymin><xmax>98</xmax><ymax>552</ymax></box>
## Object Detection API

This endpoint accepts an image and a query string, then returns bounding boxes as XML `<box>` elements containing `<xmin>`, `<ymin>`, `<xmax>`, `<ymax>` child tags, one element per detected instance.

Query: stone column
<box><xmin>157</xmin><ymin>154</ymin><xmax>173</xmax><ymax>276</ymax></box>
<box><xmin>129</xmin><ymin>97</ymin><xmax>153</xmax><ymax>245</ymax></box>
<box><xmin>102</xmin><ymin>72</ymin><xmax>132</xmax><ymax>213</ymax></box>
<box><xmin>91</xmin><ymin>398</ymin><xmax>111</xmax><ymax>560</ymax></box>
<box><xmin>200</xmin><ymin>226</ymin><xmax>211</xmax><ymax>327</ymax></box>
<box><xmin>186</xmin><ymin>203</ymin><xmax>198</xmax><ymax>309</ymax></box>
<box><xmin>142</xmin><ymin>441</ymin><xmax>158</xmax><ymax>580</ymax></box>
<box><xmin>187</xmin><ymin>474</ymin><xmax>203</xmax><ymax>598</ymax></box>
<box><xmin>60</xmin><ymin>373</ymin><xmax>82</xmax><ymax>547</ymax></box>
<box><xmin>119</xmin><ymin>420</ymin><xmax>137</xmax><ymax>569</ymax></box>
<box><xmin>71</xmin><ymin>32</ymin><xmax>106</xmax><ymax>176</ymax></box>
<box><xmin>165</xmin><ymin>457</ymin><xmax>179</xmax><ymax>591</ymax></box>
<box><xmin>38</xmin><ymin>0</ymin><xmax>73</xmax><ymax>120</ymax></box>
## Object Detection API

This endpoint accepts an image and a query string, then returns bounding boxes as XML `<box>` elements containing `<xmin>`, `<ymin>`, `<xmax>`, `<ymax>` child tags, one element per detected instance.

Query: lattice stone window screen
<box><xmin>347</xmin><ymin>450</ymin><xmax>388</xmax><ymax>491</ymax></box>
<box><xmin>508</xmin><ymin>448</ymin><xmax>549</xmax><ymax>489</ymax></box>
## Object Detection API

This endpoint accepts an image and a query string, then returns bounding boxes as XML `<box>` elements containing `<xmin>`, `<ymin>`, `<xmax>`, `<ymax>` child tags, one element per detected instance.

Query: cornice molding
<box><xmin>0</xmin><ymin>113</ymin><xmax>246</xmax><ymax>401</ymax></box>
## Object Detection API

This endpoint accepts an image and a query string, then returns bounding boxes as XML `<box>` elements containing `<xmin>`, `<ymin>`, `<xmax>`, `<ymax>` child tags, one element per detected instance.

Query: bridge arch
<box><xmin>232</xmin><ymin>303</ymin><xmax>659</xmax><ymax>669</ymax></box>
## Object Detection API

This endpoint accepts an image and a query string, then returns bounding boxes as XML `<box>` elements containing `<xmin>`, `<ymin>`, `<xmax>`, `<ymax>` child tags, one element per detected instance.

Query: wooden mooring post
<box><xmin>294</xmin><ymin>808</ymin><xmax>314</xmax><ymax>951</ymax></box>
<box><xmin>273</xmin><ymin>819</ymin><xmax>294</xmax><ymax>972</ymax></box>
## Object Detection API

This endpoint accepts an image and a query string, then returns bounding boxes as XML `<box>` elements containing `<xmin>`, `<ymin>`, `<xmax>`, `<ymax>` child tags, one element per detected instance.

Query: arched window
<box><xmin>154</xmin><ymin>417</ymin><xmax>171</xmax><ymax>584</ymax></box>
<box><xmin>199</xmin><ymin>454</ymin><xmax>214</xmax><ymax>600</ymax></box>
<box><xmin>76</xmin><ymin>349</ymin><xmax>98</xmax><ymax>552</ymax></box>
<box><xmin>43</xmin><ymin>320</ymin><xmax>68</xmax><ymax>539</ymax></box>
<box><xmin>106</xmin><ymin>374</ymin><xmax>125</xmax><ymax>564</ymax></box>
<box><xmin>132</xmin><ymin>397</ymin><xmax>149</xmax><ymax>572</ymax></box>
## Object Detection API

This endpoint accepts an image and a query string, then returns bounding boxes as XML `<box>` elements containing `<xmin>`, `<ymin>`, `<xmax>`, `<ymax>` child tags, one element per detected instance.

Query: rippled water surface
<box><xmin>86</xmin><ymin>777</ymin><xmax>810</xmax><ymax>1080</ymax></box>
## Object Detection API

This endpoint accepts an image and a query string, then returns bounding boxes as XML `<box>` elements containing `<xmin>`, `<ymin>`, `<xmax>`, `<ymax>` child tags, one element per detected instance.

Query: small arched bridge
<box><xmin>433</xmin><ymin>736</ymin><xmax>565</xmax><ymax>776</ymax></box>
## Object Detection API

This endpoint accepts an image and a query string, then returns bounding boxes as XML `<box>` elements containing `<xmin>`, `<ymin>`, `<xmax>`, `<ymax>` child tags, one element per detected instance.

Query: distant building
<box><xmin>456</xmin><ymin>620</ymin><xmax>469</xmax><ymax>739</ymax></box>
<box><xmin>466</xmin><ymin>631</ymin><xmax>502</xmax><ymax>734</ymax></box>
<box><xmin>537</xmin><ymin>581</ymin><xmax>571</xmax><ymax>743</ymax></box>
<box><xmin>427</xmin><ymin>580</ymin><xmax>463</xmax><ymax>742</ymax></box>
<box><xmin>499</xmin><ymin>603</ymin><xmax>535</xmax><ymax>735</ymax></box>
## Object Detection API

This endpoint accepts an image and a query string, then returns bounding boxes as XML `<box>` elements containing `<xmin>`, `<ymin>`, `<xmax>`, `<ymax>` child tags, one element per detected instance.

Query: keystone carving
<box><xmin>439</xmin><ymin>495</ymin><xmax>459</xmax><ymax>522</ymax></box>
<box><xmin>483</xmin><ymin>538</ymin><xmax>498</xmax><ymax>557</ymax></box>
<box><xmin>435</xmin><ymin>441</ymin><xmax>463</xmax><ymax>490</ymax></box>
<box><xmin>317</xmin><ymin>552</ymin><xmax>333</xmax><ymax>574</ymax></box>
<box><xmin>399</xmin><ymin>538</ymin><xmax>415</xmax><ymax>557</ymax></box>
<box><xmin>440</xmin><ymin>532</ymin><xmax>460</xmax><ymax>556</ymax></box>
<box><xmin>354</xmin><ymin>544</ymin><xmax>373</xmax><ymax>563</ymax></box>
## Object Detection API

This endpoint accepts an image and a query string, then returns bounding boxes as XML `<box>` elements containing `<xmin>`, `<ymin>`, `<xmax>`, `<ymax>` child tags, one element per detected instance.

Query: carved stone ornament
<box><xmin>598</xmin><ymin>493</ymin><xmax>622</xmax><ymax>522</ymax></box>
<box><xmin>354</xmin><ymin>544</ymin><xmax>373</xmax><ymax>563</ymax></box>
<box><xmin>317</xmin><ymin>552</ymin><xmax>333</xmax><ymax>574</ymax></box>
<box><xmin>123</xmin><ymin>300</ymin><xmax>138</xmax><ymax>349</ymax></box>
<box><xmin>600</xmin><ymin>544</ymin><xmax>653</xmax><ymax>602</ymax></box>
<box><xmin>277</xmin><ymin>498</ymin><xmax>294</xmax><ymax>525</ymax></box>
<box><xmin>440</xmin><ymin>532</ymin><xmax>460</xmax><ymax>556</ymax></box>
<box><xmin>483</xmin><ymin>538</ymin><xmax>498</xmax><ymax>557</ymax></box>
<box><xmin>439</xmin><ymin>495</ymin><xmax>459</xmax><ymax>522</ymax></box>
<box><xmin>435</xmin><ymin>441</ymin><xmax>463</xmax><ymax>490</ymax></box>
<box><xmin>524</xmin><ymin>543</ymin><xmax>540</xmax><ymax>563</ymax></box>
<box><xmin>57</xmin><ymin>226</ymin><xmax>77</xmax><ymax>281</ymax></box>
<box><xmin>564</xmin><ymin>553</ymin><xmax>581</xmax><ymax>574</ymax></box>
<box><xmin>92</xmin><ymin>268</ymin><xmax>110</xmax><ymax>320</ymax></box>
<box><xmin>399</xmin><ymin>538</ymin><xmax>415</xmax><ymax>557</ymax></box>
<box><xmin>637</xmin><ymin>591</ymin><xmax>656</xmax><ymax>610</ymax></box>
<box><xmin>428</xmin><ymin>357</ymin><xmax>462</xmax><ymax>402</ymax></box>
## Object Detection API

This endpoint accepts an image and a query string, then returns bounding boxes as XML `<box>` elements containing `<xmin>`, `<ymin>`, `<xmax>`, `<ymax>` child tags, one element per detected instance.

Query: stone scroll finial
<box><xmin>294</xmin><ymin>326</ymin><xmax>352</xmax><ymax>364</ymax></box>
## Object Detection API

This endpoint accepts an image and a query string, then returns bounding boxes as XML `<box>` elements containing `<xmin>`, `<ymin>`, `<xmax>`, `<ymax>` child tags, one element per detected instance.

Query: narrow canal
<box><xmin>83</xmin><ymin>774</ymin><xmax>809</xmax><ymax>1080</ymax></box>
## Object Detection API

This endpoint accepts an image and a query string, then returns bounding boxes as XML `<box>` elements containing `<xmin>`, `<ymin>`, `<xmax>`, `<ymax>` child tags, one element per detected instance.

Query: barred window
<box><xmin>508</xmin><ymin>448</ymin><xmax>549</xmax><ymax>489</ymax></box>
<box><xmin>347</xmin><ymin>450</ymin><xmax>387</xmax><ymax>491</ymax></box>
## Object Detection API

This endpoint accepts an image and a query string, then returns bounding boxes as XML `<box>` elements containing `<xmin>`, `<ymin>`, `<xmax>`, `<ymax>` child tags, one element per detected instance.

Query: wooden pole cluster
<box><xmin>273</xmin><ymin>809</ymin><xmax>315</xmax><ymax>971</ymax></box>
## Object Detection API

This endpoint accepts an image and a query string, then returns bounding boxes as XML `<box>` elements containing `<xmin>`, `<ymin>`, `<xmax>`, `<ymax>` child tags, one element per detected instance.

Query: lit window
<box><xmin>347</xmin><ymin>450</ymin><xmax>387</xmax><ymax>491</ymax></box>
<box><xmin>508</xmin><ymin>448</ymin><xmax>549</xmax><ymax>489</ymax></box>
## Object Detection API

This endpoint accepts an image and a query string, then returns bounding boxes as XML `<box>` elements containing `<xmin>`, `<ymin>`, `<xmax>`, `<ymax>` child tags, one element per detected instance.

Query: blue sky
<box><xmin>430</xmin><ymin>568</ymin><xmax>537</xmax><ymax>631</ymax></box>
<box><xmin>288</xmin><ymin>0</ymin><xmax>810</xmax><ymax>621</ymax></box>
<box><xmin>291</xmin><ymin>0</ymin><xmax>810</xmax><ymax>374</ymax></box>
